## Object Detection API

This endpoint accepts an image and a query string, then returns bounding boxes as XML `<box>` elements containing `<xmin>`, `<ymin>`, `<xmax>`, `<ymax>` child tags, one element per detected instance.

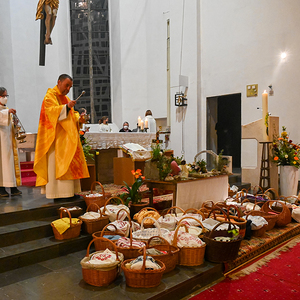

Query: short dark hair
<box><xmin>0</xmin><ymin>87</ymin><xmax>7</xmax><ymax>97</ymax></box>
<box><xmin>58</xmin><ymin>74</ymin><xmax>73</xmax><ymax>82</ymax></box>
<box><xmin>145</xmin><ymin>110</ymin><xmax>152</xmax><ymax>116</ymax></box>
<box><xmin>79</xmin><ymin>108</ymin><xmax>86</xmax><ymax>114</ymax></box>
<box><xmin>123</xmin><ymin>121</ymin><xmax>129</xmax><ymax>126</ymax></box>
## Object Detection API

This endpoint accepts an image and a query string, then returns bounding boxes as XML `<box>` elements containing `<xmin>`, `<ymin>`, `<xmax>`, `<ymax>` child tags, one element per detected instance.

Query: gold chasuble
<box><xmin>34</xmin><ymin>86</ymin><xmax>89</xmax><ymax>188</ymax></box>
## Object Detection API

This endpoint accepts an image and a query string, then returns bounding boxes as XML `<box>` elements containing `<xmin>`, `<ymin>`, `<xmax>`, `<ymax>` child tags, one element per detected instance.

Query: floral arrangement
<box><xmin>79</xmin><ymin>130</ymin><xmax>94</xmax><ymax>161</ymax></box>
<box><xmin>120</xmin><ymin>169</ymin><xmax>145</xmax><ymax>206</ymax></box>
<box><xmin>272</xmin><ymin>126</ymin><xmax>300</xmax><ymax>168</ymax></box>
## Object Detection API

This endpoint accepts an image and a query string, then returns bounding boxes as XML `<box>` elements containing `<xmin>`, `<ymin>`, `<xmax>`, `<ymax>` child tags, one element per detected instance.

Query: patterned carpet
<box><xmin>224</xmin><ymin>222</ymin><xmax>300</xmax><ymax>272</ymax></box>
<box><xmin>191</xmin><ymin>236</ymin><xmax>300</xmax><ymax>300</ymax></box>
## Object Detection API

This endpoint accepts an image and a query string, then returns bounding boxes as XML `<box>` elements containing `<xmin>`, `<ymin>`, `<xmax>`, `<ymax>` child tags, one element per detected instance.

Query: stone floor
<box><xmin>0</xmin><ymin>186</ymin><xmax>223</xmax><ymax>300</ymax></box>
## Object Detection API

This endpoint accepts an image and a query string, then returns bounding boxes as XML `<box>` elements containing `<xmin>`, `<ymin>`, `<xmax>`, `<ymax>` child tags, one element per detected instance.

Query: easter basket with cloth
<box><xmin>79</xmin><ymin>203</ymin><xmax>109</xmax><ymax>234</ymax></box>
<box><xmin>83</xmin><ymin>181</ymin><xmax>111</xmax><ymax>209</ymax></box>
<box><xmin>101</xmin><ymin>196</ymin><xmax>130</xmax><ymax>222</ymax></box>
<box><xmin>143</xmin><ymin>236</ymin><xmax>180</xmax><ymax>273</ymax></box>
<box><xmin>80</xmin><ymin>237</ymin><xmax>124</xmax><ymax>287</ymax></box>
<box><xmin>121</xmin><ymin>246</ymin><xmax>166</xmax><ymax>288</ymax></box>
<box><xmin>171</xmin><ymin>216</ymin><xmax>206</xmax><ymax>266</ymax></box>
<box><xmin>132</xmin><ymin>217</ymin><xmax>170</xmax><ymax>243</ymax></box>
<box><xmin>51</xmin><ymin>208</ymin><xmax>82</xmax><ymax>240</ymax></box>
<box><xmin>202</xmin><ymin>220</ymin><xmax>242</xmax><ymax>263</ymax></box>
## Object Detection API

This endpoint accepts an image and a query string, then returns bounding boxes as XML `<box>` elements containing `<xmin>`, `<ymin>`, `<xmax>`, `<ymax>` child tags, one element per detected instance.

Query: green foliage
<box><xmin>79</xmin><ymin>130</ymin><xmax>94</xmax><ymax>161</ymax></box>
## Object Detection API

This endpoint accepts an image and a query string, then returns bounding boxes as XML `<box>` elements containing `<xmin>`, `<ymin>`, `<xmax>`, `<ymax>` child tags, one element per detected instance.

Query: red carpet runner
<box><xmin>190</xmin><ymin>236</ymin><xmax>300</xmax><ymax>300</ymax></box>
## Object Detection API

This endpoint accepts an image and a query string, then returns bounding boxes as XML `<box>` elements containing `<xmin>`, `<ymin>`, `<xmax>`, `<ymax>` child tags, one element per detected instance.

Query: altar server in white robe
<box><xmin>144</xmin><ymin>110</ymin><xmax>157</xmax><ymax>133</ymax></box>
<box><xmin>0</xmin><ymin>87</ymin><xmax>22</xmax><ymax>197</ymax></box>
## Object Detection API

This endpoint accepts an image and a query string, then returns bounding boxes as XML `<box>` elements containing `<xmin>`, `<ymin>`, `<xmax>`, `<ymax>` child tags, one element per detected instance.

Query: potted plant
<box><xmin>79</xmin><ymin>130</ymin><xmax>96</xmax><ymax>191</ymax></box>
<box><xmin>272</xmin><ymin>126</ymin><xmax>300</xmax><ymax>196</ymax></box>
<box><xmin>119</xmin><ymin>169</ymin><xmax>148</xmax><ymax>217</ymax></box>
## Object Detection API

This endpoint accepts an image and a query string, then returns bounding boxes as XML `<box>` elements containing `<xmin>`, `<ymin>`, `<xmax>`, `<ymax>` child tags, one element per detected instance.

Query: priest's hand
<box><xmin>67</xmin><ymin>100</ymin><xmax>76</xmax><ymax>109</ymax></box>
<box><xmin>9</xmin><ymin>108</ymin><xmax>16</xmax><ymax>114</ymax></box>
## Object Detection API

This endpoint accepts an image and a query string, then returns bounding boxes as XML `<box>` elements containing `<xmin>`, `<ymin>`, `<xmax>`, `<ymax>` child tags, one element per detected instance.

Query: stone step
<box><xmin>0</xmin><ymin>235</ymin><xmax>92</xmax><ymax>274</ymax></box>
<box><xmin>0</xmin><ymin>217</ymin><xmax>56</xmax><ymax>247</ymax></box>
<box><xmin>0</xmin><ymin>198</ymin><xmax>87</xmax><ymax>226</ymax></box>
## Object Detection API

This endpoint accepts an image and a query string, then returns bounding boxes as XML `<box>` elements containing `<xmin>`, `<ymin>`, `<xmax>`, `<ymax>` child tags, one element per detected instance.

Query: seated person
<box><xmin>119</xmin><ymin>121</ymin><xmax>132</xmax><ymax>132</ymax></box>
<box><xmin>98</xmin><ymin>116</ymin><xmax>112</xmax><ymax>132</ymax></box>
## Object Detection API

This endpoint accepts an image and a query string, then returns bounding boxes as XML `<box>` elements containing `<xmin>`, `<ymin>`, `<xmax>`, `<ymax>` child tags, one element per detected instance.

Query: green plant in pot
<box><xmin>119</xmin><ymin>169</ymin><xmax>146</xmax><ymax>207</ymax></box>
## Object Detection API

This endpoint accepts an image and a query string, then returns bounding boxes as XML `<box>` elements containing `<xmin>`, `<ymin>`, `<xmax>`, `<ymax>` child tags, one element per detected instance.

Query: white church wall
<box><xmin>110</xmin><ymin>0</ymin><xmax>170</xmax><ymax>132</ymax></box>
<box><xmin>110</xmin><ymin>0</ymin><xmax>200</xmax><ymax>162</ymax></box>
<box><xmin>200</xmin><ymin>0</ymin><xmax>300</xmax><ymax>169</ymax></box>
<box><xmin>0</xmin><ymin>0</ymin><xmax>72</xmax><ymax>133</ymax></box>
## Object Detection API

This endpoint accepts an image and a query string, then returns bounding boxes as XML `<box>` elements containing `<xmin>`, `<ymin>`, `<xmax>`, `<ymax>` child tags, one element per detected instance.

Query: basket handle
<box><xmin>147</xmin><ymin>236</ymin><xmax>172</xmax><ymax>254</ymax></box>
<box><xmin>207</xmin><ymin>207</ymin><xmax>228</xmax><ymax>220</ymax></box>
<box><xmin>59</xmin><ymin>208</ymin><xmax>75</xmax><ymax>228</ymax></box>
<box><xmin>184</xmin><ymin>208</ymin><xmax>206</xmax><ymax>220</ymax></box>
<box><xmin>100</xmin><ymin>223</ymin><xmax>119</xmax><ymax>236</ymax></box>
<box><xmin>90</xmin><ymin>181</ymin><xmax>105</xmax><ymax>197</ymax></box>
<box><xmin>85</xmin><ymin>237</ymin><xmax>120</xmax><ymax>261</ymax></box>
<box><xmin>138</xmin><ymin>206</ymin><xmax>159</xmax><ymax>214</ymax></box>
<box><xmin>86</xmin><ymin>202</ymin><xmax>101</xmax><ymax>213</ymax></box>
<box><xmin>264</xmin><ymin>188</ymin><xmax>280</xmax><ymax>200</ymax></box>
<box><xmin>201</xmin><ymin>200</ymin><xmax>215</xmax><ymax>210</ymax></box>
<box><xmin>116</xmin><ymin>208</ymin><xmax>131</xmax><ymax>222</ymax></box>
<box><xmin>252</xmin><ymin>185</ymin><xmax>264</xmax><ymax>195</ymax></box>
<box><xmin>103</xmin><ymin>196</ymin><xmax>124</xmax><ymax>211</ymax></box>
<box><xmin>141</xmin><ymin>217</ymin><xmax>162</xmax><ymax>236</ymax></box>
<box><xmin>208</xmin><ymin>220</ymin><xmax>238</xmax><ymax>238</ymax></box>
<box><xmin>166</xmin><ymin>206</ymin><xmax>185</xmax><ymax>216</ymax></box>
<box><xmin>176</xmin><ymin>216</ymin><xmax>205</xmax><ymax>231</ymax></box>
<box><xmin>172</xmin><ymin>223</ymin><xmax>189</xmax><ymax>247</ymax></box>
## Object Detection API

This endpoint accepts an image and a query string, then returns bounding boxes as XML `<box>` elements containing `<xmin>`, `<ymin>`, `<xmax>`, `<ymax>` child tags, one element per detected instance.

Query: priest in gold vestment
<box><xmin>34</xmin><ymin>74</ymin><xmax>89</xmax><ymax>199</ymax></box>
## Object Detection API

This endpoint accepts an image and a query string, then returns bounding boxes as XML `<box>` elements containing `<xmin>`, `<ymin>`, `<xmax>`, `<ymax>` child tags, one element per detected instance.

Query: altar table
<box><xmin>146</xmin><ymin>175</ymin><xmax>228</xmax><ymax>211</ymax></box>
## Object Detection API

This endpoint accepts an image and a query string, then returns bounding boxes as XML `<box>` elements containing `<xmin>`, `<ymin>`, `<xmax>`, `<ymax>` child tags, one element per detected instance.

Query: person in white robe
<box><xmin>144</xmin><ymin>110</ymin><xmax>157</xmax><ymax>133</ymax></box>
<box><xmin>0</xmin><ymin>87</ymin><xmax>22</xmax><ymax>197</ymax></box>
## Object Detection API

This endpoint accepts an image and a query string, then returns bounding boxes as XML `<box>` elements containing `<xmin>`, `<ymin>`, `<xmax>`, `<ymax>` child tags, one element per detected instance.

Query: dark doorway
<box><xmin>207</xmin><ymin>93</ymin><xmax>241</xmax><ymax>170</ymax></box>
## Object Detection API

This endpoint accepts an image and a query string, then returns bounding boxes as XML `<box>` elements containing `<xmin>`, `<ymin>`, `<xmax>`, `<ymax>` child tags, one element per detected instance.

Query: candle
<box><xmin>140</xmin><ymin>120</ymin><xmax>144</xmax><ymax>130</ymax></box>
<box><xmin>145</xmin><ymin>117</ymin><xmax>148</xmax><ymax>128</ymax></box>
<box><xmin>138</xmin><ymin>116</ymin><xmax>141</xmax><ymax>127</ymax></box>
<box><xmin>262</xmin><ymin>90</ymin><xmax>268</xmax><ymax>120</ymax></box>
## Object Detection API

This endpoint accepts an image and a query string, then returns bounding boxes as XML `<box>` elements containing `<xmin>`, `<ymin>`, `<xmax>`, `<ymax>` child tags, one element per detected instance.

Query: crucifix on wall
<box><xmin>35</xmin><ymin>0</ymin><xmax>59</xmax><ymax>66</ymax></box>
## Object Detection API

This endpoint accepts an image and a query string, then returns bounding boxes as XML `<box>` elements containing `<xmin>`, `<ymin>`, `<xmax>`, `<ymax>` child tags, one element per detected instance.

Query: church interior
<box><xmin>1</xmin><ymin>0</ymin><xmax>300</xmax><ymax>299</ymax></box>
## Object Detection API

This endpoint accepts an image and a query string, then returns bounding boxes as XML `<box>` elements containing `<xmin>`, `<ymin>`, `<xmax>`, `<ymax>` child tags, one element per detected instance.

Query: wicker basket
<box><xmin>57</xmin><ymin>206</ymin><xmax>83</xmax><ymax>218</ymax></box>
<box><xmin>102</xmin><ymin>196</ymin><xmax>129</xmax><ymax>222</ymax></box>
<box><xmin>134</xmin><ymin>207</ymin><xmax>161</xmax><ymax>228</ymax></box>
<box><xmin>121</xmin><ymin>246</ymin><xmax>166</xmax><ymax>288</ymax></box>
<box><xmin>246</xmin><ymin>210</ymin><xmax>278</xmax><ymax>231</ymax></box>
<box><xmin>261</xmin><ymin>200</ymin><xmax>292</xmax><ymax>227</ymax></box>
<box><xmin>115</xmin><ymin>226</ymin><xmax>146</xmax><ymax>260</ymax></box>
<box><xmin>79</xmin><ymin>203</ymin><xmax>109</xmax><ymax>234</ymax></box>
<box><xmin>81</xmin><ymin>237</ymin><xmax>124</xmax><ymax>287</ymax></box>
<box><xmin>251</xmin><ymin>224</ymin><xmax>268</xmax><ymax>237</ymax></box>
<box><xmin>144</xmin><ymin>236</ymin><xmax>179</xmax><ymax>273</ymax></box>
<box><xmin>202</xmin><ymin>221</ymin><xmax>242</xmax><ymax>263</ymax></box>
<box><xmin>173</xmin><ymin>216</ymin><xmax>206</xmax><ymax>266</ymax></box>
<box><xmin>132</xmin><ymin>217</ymin><xmax>170</xmax><ymax>243</ymax></box>
<box><xmin>214</xmin><ymin>204</ymin><xmax>247</xmax><ymax>238</ymax></box>
<box><xmin>83</xmin><ymin>181</ymin><xmax>111</xmax><ymax>209</ymax></box>
<box><xmin>93</xmin><ymin>223</ymin><xmax>126</xmax><ymax>251</ymax></box>
<box><xmin>51</xmin><ymin>208</ymin><xmax>82</xmax><ymax>240</ymax></box>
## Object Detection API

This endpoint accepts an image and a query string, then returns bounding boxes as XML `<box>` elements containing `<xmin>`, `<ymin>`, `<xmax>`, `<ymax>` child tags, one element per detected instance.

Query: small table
<box><xmin>145</xmin><ymin>175</ymin><xmax>228</xmax><ymax>211</ymax></box>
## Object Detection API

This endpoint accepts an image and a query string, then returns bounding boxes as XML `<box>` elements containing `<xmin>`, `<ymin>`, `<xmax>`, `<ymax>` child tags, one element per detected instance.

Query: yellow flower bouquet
<box><xmin>272</xmin><ymin>126</ymin><xmax>300</xmax><ymax>168</ymax></box>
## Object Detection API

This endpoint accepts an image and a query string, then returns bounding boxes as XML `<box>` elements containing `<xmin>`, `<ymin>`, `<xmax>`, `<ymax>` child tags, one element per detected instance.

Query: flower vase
<box><xmin>280</xmin><ymin>165</ymin><xmax>299</xmax><ymax>196</ymax></box>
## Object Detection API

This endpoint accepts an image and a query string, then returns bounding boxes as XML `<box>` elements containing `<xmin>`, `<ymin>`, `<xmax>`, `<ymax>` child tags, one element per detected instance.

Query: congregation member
<box><xmin>98</xmin><ymin>116</ymin><xmax>112</xmax><ymax>132</ymax></box>
<box><xmin>0</xmin><ymin>87</ymin><xmax>22</xmax><ymax>197</ymax></box>
<box><xmin>119</xmin><ymin>121</ymin><xmax>132</xmax><ymax>132</ymax></box>
<box><xmin>34</xmin><ymin>74</ymin><xmax>89</xmax><ymax>200</ymax></box>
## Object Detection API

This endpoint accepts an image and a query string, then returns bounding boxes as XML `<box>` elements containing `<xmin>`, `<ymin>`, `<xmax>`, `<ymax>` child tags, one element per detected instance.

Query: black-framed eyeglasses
<box><xmin>0</xmin><ymin>95</ymin><xmax>9</xmax><ymax>98</ymax></box>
